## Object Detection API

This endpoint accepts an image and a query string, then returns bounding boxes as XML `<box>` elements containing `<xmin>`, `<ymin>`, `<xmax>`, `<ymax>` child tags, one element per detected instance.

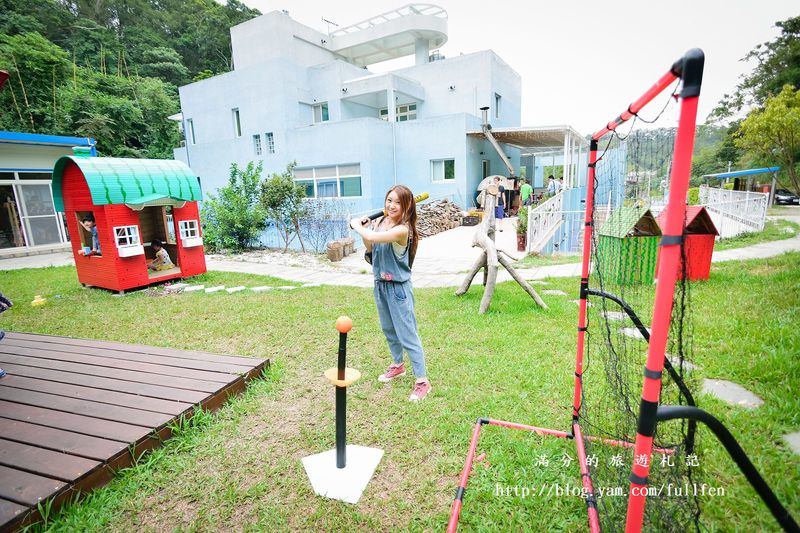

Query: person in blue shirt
<box><xmin>80</xmin><ymin>215</ymin><xmax>101</xmax><ymax>255</ymax></box>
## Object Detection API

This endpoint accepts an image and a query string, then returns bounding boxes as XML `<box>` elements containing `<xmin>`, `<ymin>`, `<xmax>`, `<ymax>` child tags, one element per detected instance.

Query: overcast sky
<box><xmin>238</xmin><ymin>0</ymin><xmax>797</xmax><ymax>135</ymax></box>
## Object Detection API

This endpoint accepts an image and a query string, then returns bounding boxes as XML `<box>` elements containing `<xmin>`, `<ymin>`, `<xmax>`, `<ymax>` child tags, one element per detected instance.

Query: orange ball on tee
<box><xmin>335</xmin><ymin>316</ymin><xmax>353</xmax><ymax>333</ymax></box>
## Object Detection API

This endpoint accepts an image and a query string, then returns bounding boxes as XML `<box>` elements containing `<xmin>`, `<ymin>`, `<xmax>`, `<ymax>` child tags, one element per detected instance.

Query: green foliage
<box><xmin>687</xmin><ymin>187</ymin><xmax>699</xmax><ymax>204</ymax></box>
<box><xmin>516</xmin><ymin>205</ymin><xmax>528</xmax><ymax>235</ymax></box>
<box><xmin>736</xmin><ymin>85</ymin><xmax>800</xmax><ymax>193</ymax></box>
<box><xmin>259</xmin><ymin>162</ymin><xmax>310</xmax><ymax>252</ymax></box>
<box><xmin>713</xmin><ymin>15</ymin><xmax>800</xmax><ymax>120</ymax></box>
<box><xmin>201</xmin><ymin>162</ymin><xmax>268</xmax><ymax>252</ymax></box>
<box><xmin>0</xmin><ymin>0</ymin><xmax>260</xmax><ymax>157</ymax></box>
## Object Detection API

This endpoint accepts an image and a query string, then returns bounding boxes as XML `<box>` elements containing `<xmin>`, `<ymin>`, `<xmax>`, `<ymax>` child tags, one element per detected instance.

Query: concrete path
<box><xmin>1</xmin><ymin>210</ymin><xmax>798</xmax><ymax>288</ymax></box>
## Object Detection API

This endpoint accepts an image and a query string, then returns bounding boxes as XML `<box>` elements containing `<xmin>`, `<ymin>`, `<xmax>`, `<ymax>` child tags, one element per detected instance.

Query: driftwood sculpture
<box><xmin>455</xmin><ymin>183</ymin><xmax>548</xmax><ymax>313</ymax></box>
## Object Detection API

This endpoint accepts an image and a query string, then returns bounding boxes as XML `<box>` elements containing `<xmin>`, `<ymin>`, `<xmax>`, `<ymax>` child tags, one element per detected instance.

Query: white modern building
<box><xmin>175</xmin><ymin>4</ymin><xmax>591</xmax><ymax>215</ymax></box>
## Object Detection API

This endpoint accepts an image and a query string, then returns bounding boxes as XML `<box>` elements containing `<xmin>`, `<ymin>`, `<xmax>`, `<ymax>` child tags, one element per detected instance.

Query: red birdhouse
<box><xmin>656</xmin><ymin>206</ymin><xmax>718</xmax><ymax>281</ymax></box>
<box><xmin>52</xmin><ymin>149</ymin><xmax>206</xmax><ymax>293</ymax></box>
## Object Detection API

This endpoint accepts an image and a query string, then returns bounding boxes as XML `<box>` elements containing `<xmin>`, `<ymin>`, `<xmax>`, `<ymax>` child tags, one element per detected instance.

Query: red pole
<box><xmin>572</xmin><ymin>141</ymin><xmax>598</xmax><ymax>424</ymax></box>
<box><xmin>573</xmin><ymin>422</ymin><xmax>601</xmax><ymax>533</ymax></box>
<box><xmin>625</xmin><ymin>49</ymin><xmax>704</xmax><ymax>533</ymax></box>
<box><xmin>447</xmin><ymin>420</ymin><xmax>484</xmax><ymax>533</ymax></box>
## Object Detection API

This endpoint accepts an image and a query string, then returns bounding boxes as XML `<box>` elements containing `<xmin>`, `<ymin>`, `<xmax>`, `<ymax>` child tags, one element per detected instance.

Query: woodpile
<box><xmin>417</xmin><ymin>199</ymin><xmax>463</xmax><ymax>238</ymax></box>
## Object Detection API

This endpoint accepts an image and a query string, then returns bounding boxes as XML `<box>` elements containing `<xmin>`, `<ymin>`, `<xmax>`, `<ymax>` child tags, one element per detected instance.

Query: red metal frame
<box><xmin>446</xmin><ymin>50</ymin><xmax>703</xmax><ymax>533</ymax></box>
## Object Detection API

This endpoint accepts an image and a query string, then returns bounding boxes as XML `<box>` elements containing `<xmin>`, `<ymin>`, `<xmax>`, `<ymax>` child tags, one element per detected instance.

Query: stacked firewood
<box><xmin>417</xmin><ymin>199</ymin><xmax>463</xmax><ymax>238</ymax></box>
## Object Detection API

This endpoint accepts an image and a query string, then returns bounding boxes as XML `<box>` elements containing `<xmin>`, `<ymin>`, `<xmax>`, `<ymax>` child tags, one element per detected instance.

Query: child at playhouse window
<box><xmin>79</xmin><ymin>214</ymin><xmax>101</xmax><ymax>255</ymax></box>
<box><xmin>147</xmin><ymin>239</ymin><xmax>174</xmax><ymax>271</ymax></box>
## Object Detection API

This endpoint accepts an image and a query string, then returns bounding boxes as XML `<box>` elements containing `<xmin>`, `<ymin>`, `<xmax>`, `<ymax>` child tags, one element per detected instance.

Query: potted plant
<box><xmin>516</xmin><ymin>205</ymin><xmax>528</xmax><ymax>252</ymax></box>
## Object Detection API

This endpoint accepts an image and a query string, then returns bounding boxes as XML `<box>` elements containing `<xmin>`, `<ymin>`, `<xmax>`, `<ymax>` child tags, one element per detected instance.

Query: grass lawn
<box><xmin>515</xmin><ymin>253</ymin><xmax>582</xmax><ymax>268</ymax></box>
<box><xmin>1</xmin><ymin>255</ymin><xmax>798</xmax><ymax>531</ymax></box>
<box><xmin>714</xmin><ymin>217</ymin><xmax>799</xmax><ymax>251</ymax></box>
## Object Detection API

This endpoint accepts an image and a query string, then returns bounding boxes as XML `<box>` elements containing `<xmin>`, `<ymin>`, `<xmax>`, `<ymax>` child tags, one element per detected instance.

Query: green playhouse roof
<box><xmin>598</xmin><ymin>206</ymin><xmax>661</xmax><ymax>238</ymax></box>
<box><xmin>52</xmin><ymin>155</ymin><xmax>202</xmax><ymax>211</ymax></box>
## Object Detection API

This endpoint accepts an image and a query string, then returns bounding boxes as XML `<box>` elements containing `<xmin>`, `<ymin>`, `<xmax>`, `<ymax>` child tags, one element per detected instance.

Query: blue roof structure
<box><xmin>0</xmin><ymin>131</ymin><xmax>96</xmax><ymax>152</ymax></box>
<box><xmin>703</xmin><ymin>166</ymin><xmax>780</xmax><ymax>179</ymax></box>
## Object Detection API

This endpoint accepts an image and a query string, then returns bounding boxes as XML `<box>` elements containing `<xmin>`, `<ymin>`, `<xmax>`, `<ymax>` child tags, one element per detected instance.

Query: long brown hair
<box><xmin>386</xmin><ymin>185</ymin><xmax>419</xmax><ymax>267</ymax></box>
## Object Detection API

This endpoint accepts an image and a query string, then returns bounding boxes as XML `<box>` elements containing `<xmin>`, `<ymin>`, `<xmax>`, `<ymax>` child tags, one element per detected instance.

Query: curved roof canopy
<box><xmin>52</xmin><ymin>155</ymin><xmax>202</xmax><ymax>212</ymax></box>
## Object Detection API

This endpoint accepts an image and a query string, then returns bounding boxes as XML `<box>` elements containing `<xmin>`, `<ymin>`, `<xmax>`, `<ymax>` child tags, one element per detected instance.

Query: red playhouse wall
<box><xmin>61</xmin><ymin>161</ymin><xmax>206</xmax><ymax>292</ymax></box>
<box><xmin>655</xmin><ymin>206</ymin><xmax>717</xmax><ymax>281</ymax></box>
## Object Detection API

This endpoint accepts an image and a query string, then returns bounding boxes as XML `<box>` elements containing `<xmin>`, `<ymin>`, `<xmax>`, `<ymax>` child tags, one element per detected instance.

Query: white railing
<box><xmin>698</xmin><ymin>185</ymin><xmax>768</xmax><ymax>238</ymax></box>
<box><xmin>526</xmin><ymin>191</ymin><xmax>564</xmax><ymax>252</ymax></box>
<box><xmin>330</xmin><ymin>4</ymin><xmax>447</xmax><ymax>36</ymax></box>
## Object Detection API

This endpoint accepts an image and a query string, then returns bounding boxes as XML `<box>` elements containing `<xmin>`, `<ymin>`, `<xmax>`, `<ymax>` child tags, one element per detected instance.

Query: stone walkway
<box><xmin>1</xmin><ymin>210</ymin><xmax>798</xmax><ymax>288</ymax></box>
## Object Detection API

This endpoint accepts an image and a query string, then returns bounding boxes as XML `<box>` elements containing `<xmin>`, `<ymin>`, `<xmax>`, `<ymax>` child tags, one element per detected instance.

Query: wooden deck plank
<box><xmin>0</xmin><ymin>499</ymin><xmax>28</xmax><ymax>527</ymax></box>
<box><xmin>0</xmin><ymin>353</ymin><xmax>222</xmax><ymax>393</ymax></box>
<box><xmin>0</xmin><ymin>344</ymin><xmax>234</xmax><ymax>383</ymax></box>
<box><xmin>0</xmin><ymin>419</ymin><xmax>128</xmax><ymax>461</ymax></box>
<box><xmin>0</xmin><ymin>466</ymin><xmax>66</xmax><ymax>506</ymax></box>
<box><xmin>0</xmin><ymin>363</ymin><xmax>208</xmax><ymax>403</ymax></box>
<box><xmin>0</xmin><ymin>440</ymin><xmax>101</xmax><ymax>483</ymax></box>
<box><xmin>1</xmin><ymin>337</ymin><xmax>255</xmax><ymax>374</ymax></box>
<box><xmin>0</xmin><ymin>401</ymin><xmax>149</xmax><ymax>443</ymax></box>
<box><xmin>0</xmin><ymin>375</ymin><xmax>192</xmax><ymax>416</ymax></box>
<box><xmin>5</xmin><ymin>332</ymin><xmax>262</xmax><ymax>366</ymax></box>
<box><xmin>0</xmin><ymin>333</ymin><xmax>268</xmax><ymax>531</ymax></box>
<box><xmin>0</xmin><ymin>388</ymin><xmax>172</xmax><ymax>428</ymax></box>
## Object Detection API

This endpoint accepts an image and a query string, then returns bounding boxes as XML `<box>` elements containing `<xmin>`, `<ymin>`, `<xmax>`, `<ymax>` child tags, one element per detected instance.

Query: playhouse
<box><xmin>656</xmin><ymin>205</ymin><xmax>718</xmax><ymax>281</ymax></box>
<box><xmin>596</xmin><ymin>206</ymin><xmax>661</xmax><ymax>285</ymax></box>
<box><xmin>52</xmin><ymin>149</ymin><xmax>206</xmax><ymax>292</ymax></box>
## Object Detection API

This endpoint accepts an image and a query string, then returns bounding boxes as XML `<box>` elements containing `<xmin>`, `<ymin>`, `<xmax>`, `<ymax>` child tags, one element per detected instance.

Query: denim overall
<box><xmin>372</xmin><ymin>222</ymin><xmax>427</xmax><ymax>378</ymax></box>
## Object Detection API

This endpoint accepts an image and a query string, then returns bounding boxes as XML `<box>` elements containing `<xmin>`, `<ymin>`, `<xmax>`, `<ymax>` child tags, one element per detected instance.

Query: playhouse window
<box><xmin>114</xmin><ymin>225</ymin><xmax>140</xmax><ymax>247</ymax></box>
<box><xmin>179</xmin><ymin>220</ymin><xmax>199</xmax><ymax>240</ymax></box>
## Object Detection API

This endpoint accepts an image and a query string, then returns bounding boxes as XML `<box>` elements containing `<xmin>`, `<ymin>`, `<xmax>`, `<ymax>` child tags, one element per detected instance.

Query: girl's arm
<box><xmin>351</xmin><ymin>218</ymin><xmax>408</xmax><ymax>246</ymax></box>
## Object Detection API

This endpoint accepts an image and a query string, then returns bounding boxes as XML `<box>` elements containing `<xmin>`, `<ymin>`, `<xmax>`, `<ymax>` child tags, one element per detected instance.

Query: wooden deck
<box><xmin>0</xmin><ymin>332</ymin><xmax>268</xmax><ymax>531</ymax></box>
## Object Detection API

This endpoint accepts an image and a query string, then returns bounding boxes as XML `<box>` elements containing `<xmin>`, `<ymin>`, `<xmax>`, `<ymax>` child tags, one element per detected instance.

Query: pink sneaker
<box><xmin>409</xmin><ymin>380</ymin><xmax>432</xmax><ymax>402</ymax></box>
<box><xmin>378</xmin><ymin>363</ymin><xmax>406</xmax><ymax>383</ymax></box>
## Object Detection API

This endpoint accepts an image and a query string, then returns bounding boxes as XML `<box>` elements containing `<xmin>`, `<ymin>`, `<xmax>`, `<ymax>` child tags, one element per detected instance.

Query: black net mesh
<box><xmin>578</xmin><ymin>88</ymin><xmax>704</xmax><ymax>531</ymax></box>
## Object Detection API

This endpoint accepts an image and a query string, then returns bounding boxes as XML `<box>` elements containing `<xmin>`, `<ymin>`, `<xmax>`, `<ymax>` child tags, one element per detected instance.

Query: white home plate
<box><xmin>302</xmin><ymin>445</ymin><xmax>383</xmax><ymax>504</ymax></box>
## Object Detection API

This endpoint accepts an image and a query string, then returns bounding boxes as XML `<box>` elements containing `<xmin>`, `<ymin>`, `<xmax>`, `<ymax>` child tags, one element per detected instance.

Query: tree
<box><xmin>200</xmin><ymin>162</ymin><xmax>268</xmax><ymax>252</ymax></box>
<box><xmin>260</xmin><ymin>163</ymin><xmax>309</xmax><ymax>252</ymax></box>
<box><xmin>736</xmin><ymin>85</ymin><xmax>800</xmax><ymax>193</ymax></box>
<box><xmin>138</xmin><ymin>47</ymin><xmax>189</xmax><ymax>86</ymax></box>
<box><xmin>713</xmin><ymin>15</ymin><xmax>800</xmax><ymax>120</ymax></box>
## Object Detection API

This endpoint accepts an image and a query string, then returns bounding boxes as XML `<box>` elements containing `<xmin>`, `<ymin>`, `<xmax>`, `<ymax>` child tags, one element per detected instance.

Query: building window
<box><xmin>253</xmin><ymin>134</ymin><xmax>262</xmax><ymax>155</ymax></box>
<box><xmin>482</xmin><ymin>159</ymin><xmax>490</xmax><ymax>179</ymax></box>
<box><xmin>431</xmin><ymin>159</ymin><xmax>455</xmax><ymax>181</ymax></box>
<box><xmin>380</xmin><ymin>103</ymin><xmax>417</xmax><ymax>122</ymax></box>
<box><xmin>178</xmin><ymin>220</ymin><xmax>199</xmax><ymax>240</ymax></box>
<box><xmin>292</xmin><ymin>164</ymin><xmax>362</xmax><ymax>198</ymax></box>
<box><xmin>494</xmin><ymin>93</ymin><xmax>501</xmax><ymax>119</ymax></box>
<box><xmin>114</xmin><ymin>225</ymin><xmax>140</xmax><ymax>247</ymax></box>
<box><xmin>266</xmin><ymin>132</ymin><xmax>275</xmax><ymax>153</ymax></box>
<box><xmin>186</xmin><ymin>119</ymin><xmax>196</xmax><ymax>145</ymax></box>
<box><xmin>232</xmin><ymin>108</ymin><xmax>242</xmax><ymax>137</ymax></box>
<box><xmin>313</xmin><ymin>102</ymin><xmax>329</xmax><ymax>123</ymax></box>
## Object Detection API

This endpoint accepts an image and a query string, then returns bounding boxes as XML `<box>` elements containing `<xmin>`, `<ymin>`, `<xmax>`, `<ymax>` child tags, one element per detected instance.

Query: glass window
<box><xmin>495</xmin><ymin>93</ymin><xmax>501</xmax><ymax>119</ymax></box>
<box><xmin>186</xmin><ymin>119</ymin><xmax>196</xmax><ymax>145</ymax></box>
<box><xmin>232</xmin><ymin>108</ymin><xmax>242</xmax><ymax>137</ymax></box>
<box><xmin>163</xmin><ymin>206</ymin><xmax>176</xmax><ymax>244</ymax></box>
<box><xmin>179</xmin><ymin>220</ymin><xmax>199</xmax><ymax>239</ymax></box>
<box><xmin>315</xmin><ymin>166</ymin><xmax>337</xmax><ymax>178</ymax></box>
<box><xmin>0</xmin><ymin>172</ymin><xmax>15</xmax><ymax>180</ymax></box>
<box><xmin>339</xmin><ymin>176</ymin><xmax>362</xmax><ymax>197</ymax></box>
<box><xmin>380</xmin><ymin>104</ymin><xmax>417</xmax><ymax>122</ymax></box>
<box><xmin>293</xmin><ymin>168</ymin><xmax>314</xmax><ymax>180</ymax></box>
<box><xmin>27</xmin><ymin>216</ymin><xmax>60</xmax><ymax>246</ymax></box>
<box><xmin>0</xmin><ymin>185</ymin><xmax>25</xmax><ymax>248</ymax></box>
<box><xmin>296</xmin><ymin>180</ymin><xmax>314</xmax><ymax>198</ymax></box>
<box><xmin>431</xmin><ymin>159</ymin><xmax>456</xmax><ymax>181</ymax></box>
<box><xmin>253</xmin><ymin>134</ymin><xmax>262</xmax><ymax>155</ymax></box>
<box><xmin>266</xmin><ymin>132</ymin><xmax>275</xmax><ymax>154</ymax></box>
<box><xmin>317</xmin><ymin>179</ymin><xmax>337</xmax><ymax>198</ymax></box>
<box><xmin>338</xmin><ymin>164</ymin><xmax>360</xmax><ymax>176</ymax></box>
<box><xmin>19</xmin><ymin>184</ymin><xmax>55</xmax><ymax>216</ymax></box>
<box><xmin>18</xmin><ymin>172</ymin><xmax>52</xmax><ymax>180</ymax></box>
<box><xmin>114</xmin><ymin>225</ymin><xmax>140</xmax><ymax>247</ymax></box>
<box><xmin>313</xmin><ymin>102</ymin><xmax>329</xmax><ymax>123</ymax></box>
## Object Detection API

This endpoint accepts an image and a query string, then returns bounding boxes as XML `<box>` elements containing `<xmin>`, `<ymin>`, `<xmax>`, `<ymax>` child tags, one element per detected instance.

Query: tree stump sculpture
<box><xmin>455</xmin><ymin>183</ymin><xmax>548</xmax><ymax>313</ymax></box>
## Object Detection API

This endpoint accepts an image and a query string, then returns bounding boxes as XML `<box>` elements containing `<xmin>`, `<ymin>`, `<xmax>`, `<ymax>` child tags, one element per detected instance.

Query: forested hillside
<box><xmin>0</xmin><ymin>0</ymin><xmax>260</xmax><ymax>157</ymax></box>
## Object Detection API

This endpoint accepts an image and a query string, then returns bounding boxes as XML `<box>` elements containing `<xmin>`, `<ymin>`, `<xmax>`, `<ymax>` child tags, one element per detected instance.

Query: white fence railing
<box><xmin>698</xmin><ymin>185</ymin><xmax>768</xmax><ymax>239</ymax></box>
<box><xmin>526</xmin><ymin>191</ymin><xmax>564</xmax><ymax>252</ymax></box>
